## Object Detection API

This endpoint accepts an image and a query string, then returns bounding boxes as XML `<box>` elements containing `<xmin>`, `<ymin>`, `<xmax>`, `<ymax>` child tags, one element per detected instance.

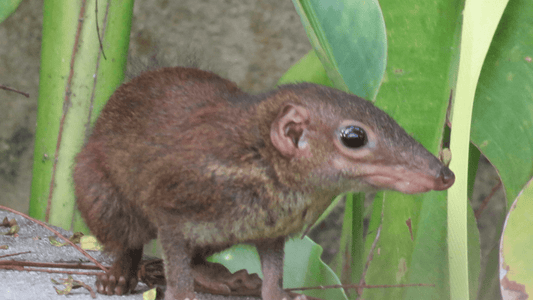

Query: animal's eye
<box><xmin>340</xmin><ymin>125</ymin><xmax>367</xmax><ymax>149</ymax></box>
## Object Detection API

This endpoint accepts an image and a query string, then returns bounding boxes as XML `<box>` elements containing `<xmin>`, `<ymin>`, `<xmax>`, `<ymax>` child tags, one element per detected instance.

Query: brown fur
<box><xmin>74</xmin><ymin>67</ymin><xmax>454</xmax><ymax>299</ymax></box>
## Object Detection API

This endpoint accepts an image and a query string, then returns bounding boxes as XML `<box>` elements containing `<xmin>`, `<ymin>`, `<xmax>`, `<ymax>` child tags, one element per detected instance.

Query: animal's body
<box><xmin>74</xmin><ymin>67</ymin><xmax>454</xmax><ymax>300</ymax></box>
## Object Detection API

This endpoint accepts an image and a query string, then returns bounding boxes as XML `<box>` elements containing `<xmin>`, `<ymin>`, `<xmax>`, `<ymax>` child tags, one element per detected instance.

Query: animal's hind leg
<box><xmin>96</xmin><ymin>247</ymin><xmax>143</xmax><ymax>295</ymax></box>
<box><xmin>74</xmin><ymin>147</ymin><xmax>156</xmax><ymax>294</ymax></box>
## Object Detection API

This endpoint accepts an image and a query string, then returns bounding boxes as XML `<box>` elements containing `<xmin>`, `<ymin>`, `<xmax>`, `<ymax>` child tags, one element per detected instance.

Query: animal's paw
<box><xmin>222</xmin><ymin>269</ymin><xmax>262</xmax><ymax>292</ymax></box>
<box><xmin>192</xmin><ymin>261</ymin><xmax>262</xmax><ymax>296</ymax></box>
<box><xmin>96</xmin><ymin>272</ymin><xmax>138</xmax><ymax>295</ymax></box>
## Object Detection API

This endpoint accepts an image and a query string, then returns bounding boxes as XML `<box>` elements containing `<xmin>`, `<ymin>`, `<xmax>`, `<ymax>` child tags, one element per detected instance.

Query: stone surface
<box><xmin>0</xmin><ymin>210</ymin><xmax>259</xmax><ymax>300</ymax></box>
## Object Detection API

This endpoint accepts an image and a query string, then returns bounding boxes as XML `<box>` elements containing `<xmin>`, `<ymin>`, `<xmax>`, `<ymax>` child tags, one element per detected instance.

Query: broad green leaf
<box><xmin>291</xmin><ymin>0</ymin><xmax>386</xmax><ymax>100</ymax></box>
<box><xmin>401</xmin><ymin>192</ymin><xmax>449</xmax><ymax>299</ymax></box>
<box><xmin>209</xmin><ymin>238</ymin><xmax>347</xmax><ymax>300</ymax></box>
<box><xmin>471</xmin><ymin>147</ymin><xmax>503</xmax><ymax>300</ymax></box>
<box><xmin>0</xmin><ymin>0</ymin><xmax>23</xmax><ymax>24</ymax></box>
<box><xmin>376</xmin><ymin>0</ymin><xmax>462</xmax><ymax>150</ymax></box>
<box><xmin>469</xmin><ymin>2</ymin><xmax>533</xmax><ymax>297</ymax></box>
<box><xmin>499</xmin><ymin>179</ymin><xmax>533</xmax><ymax>299</ymax></box>
<box><xmin>284</xmin><ymin>238</ymin><xmax>347</xmax><ymax>300</ymax></box>
<box><xmin>477</xmin><ymin>212</ymin><xmax>506</xmax><ymax>300</ymax></box>
<box><xmin>470</xmin><ymin>0</ymin><xmax>533</xmax><ymax>205</ymax></box>
<box><xmin>362</xmin><ymin>192</ymin><xmax>433</xmax><ymax>299</ymax></box>
<box><xmin>361</xmin><ymin>0</ymin><xmax>465</xmax><ymax>299</ymax></box>
<box><xmin>361</xmin><ymin>191</ymin><xmax>479</xmax><ymax>300</ymax></box>
<box><xmin>208</xmin><ymin>244</ymin><xmax>262</xmax><ymax>276</ymax></box>
<box><xmin>277</xmin><ymin>50</ymin><xmax>333</xmax><ymax>87</ymax></box>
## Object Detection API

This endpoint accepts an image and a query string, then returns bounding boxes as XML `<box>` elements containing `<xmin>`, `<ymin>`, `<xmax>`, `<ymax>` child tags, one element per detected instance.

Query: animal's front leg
<box><xmin>159</xmin><ymin>226</ymin><xmax>198</xmax><ymax>300</ymax></box>
<box><xmin>256</xmin><ymin>237</ymin><xmax>307</xmax><ymax>300</ymax></box>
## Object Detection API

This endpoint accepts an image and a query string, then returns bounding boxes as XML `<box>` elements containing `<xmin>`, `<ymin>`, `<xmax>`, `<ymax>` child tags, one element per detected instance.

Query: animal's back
<box><xmin>93</xmin><ymin>67</ymin><xmax>243</xmax><ymax>138</ymax></box>
<box><xmin>85</xmin><ymin>67</ymin><xmax>245</xmax><ymax>202</ymax></box>
<box><xmin>73</xmin><ymin>67</ymin><xmax>246</xmax><ymax>251</ymax></box>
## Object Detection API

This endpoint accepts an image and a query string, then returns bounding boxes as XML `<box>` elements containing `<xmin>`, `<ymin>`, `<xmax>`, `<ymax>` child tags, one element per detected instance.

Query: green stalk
<box><xmin>448</xmin><ymin>0</ymin><xmax>509</xmax><ymax>298</ymax></box>
<box><xmin>29</xmin><ymin>0</ymin><xmax>133</xmax><ymax>231</ymax></box>
<box><xmin>349</xmin><ymin>192</ymin><xmax>364</xmax><ymax>300</ymax></box>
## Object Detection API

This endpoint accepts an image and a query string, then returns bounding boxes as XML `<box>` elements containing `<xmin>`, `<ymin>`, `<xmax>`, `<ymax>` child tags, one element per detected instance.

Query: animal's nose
<box><xmin>438</xmin><ymin>166</ymin><xmax>455</xmax><ymax>188</ymax></box>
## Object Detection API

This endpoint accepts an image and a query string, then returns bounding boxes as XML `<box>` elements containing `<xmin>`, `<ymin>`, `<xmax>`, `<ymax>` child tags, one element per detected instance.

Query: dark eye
<box><xmin>340</xmin><ymin>125</ymin><xmax>367</xmax><ymax>148</ymax></box>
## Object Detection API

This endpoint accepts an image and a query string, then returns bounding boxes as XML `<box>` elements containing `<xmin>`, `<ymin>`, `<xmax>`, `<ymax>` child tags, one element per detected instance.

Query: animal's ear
<box><xmin>270</xmin><ymin>103</ymin><xmax>311</xmax><ymax>158</ymax></box>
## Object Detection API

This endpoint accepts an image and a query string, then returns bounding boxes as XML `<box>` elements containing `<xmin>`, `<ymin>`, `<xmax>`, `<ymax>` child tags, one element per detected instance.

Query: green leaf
<box><xmin>284</xmin><ymin>238</ymin><xmax>347</xmax><ymax>300</ymax></box>
<box><xmin>470</xmin><ymin>0</ymin><xmax>533</xmax><ymax>205</ymax></box>
<box><xmin>376</xmin><ymin>0</ymin><xmax>462</xmax><ymax>150</ymax></box>
<box><xmin>329</xmin><ymin>193</ymin><xmax>365</xmax><ymax>287</ymax></box>
<box><xmin>359</xmin><ymin>191</ymin><xmax>480</xmax><ymax>300</ymax></box>
<box><xmin>499</xmin><ymin>178</ymin><xmax>533</xmax><ymax>299</ymax></box>
<box><xmin>80</xmin><ymin>235</ymin><xmax>104</xmax><ymax>251</ymax></box>
<box><xmin>402</xmin><ymin>192</ymin><xmax>450</xmax><ymax>299</ymax></box>
<box><xmin>277</xmin><ymin>50</ymin><xmax>333</xmax><ymax>87</ymax></box>
<box><xmin>362</xmin><ymin>192</ymin><xmax>434</xmax><ymax>299</ymax></box>
<box><xmin>48</xmin><ymin>236</ymin><xmax>67</xmax><ymax>247</ymax></box>
<box><xmin>291</xmin><ymin>0</ymin><xmax>386</xmax><ymax>100</ymax></box>
<box><xmin>360</xmin><ymin>0</ymin><xmax>465</xmax><ymax>299</ymax></box>
<box><xmin>143</xmin><ymin>288</ymin><xmax>158</xmax><ymax>300</ymax></box>
<box><xmin>0</xmin><ymin>0</ymin><xmax>23</xmax><ymax>24</ymax></box>
<box><xmin>207</xmin><ymin>244</ymin><xmax>262</xmax><ymax>276</ymax></box>
<box><xmin>478</xmin><ymin>242</ymin><xmax>504</xmax><ymax>300</ymax></box>
<box><xmin>209</xmin><ymin>238</ymin><xmax>347</xmax><ymax>300</ymax></box>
